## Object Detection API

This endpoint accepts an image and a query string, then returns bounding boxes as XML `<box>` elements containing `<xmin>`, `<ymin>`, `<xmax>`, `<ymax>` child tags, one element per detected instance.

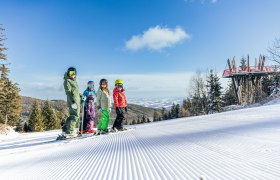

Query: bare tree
<box><xmin>188</xmin><ymin>70</ymin><xmax>207</xmax><ymax>98</ymax></box>
<box><xmin>268</xmin><ymin>38</ymin><xmax>280</xmax><ymax>64</ymax></box>
<box><xmin>188</xmin><ymin>70</ymin><xmax>208</xmax><ymax>115</ymax></box>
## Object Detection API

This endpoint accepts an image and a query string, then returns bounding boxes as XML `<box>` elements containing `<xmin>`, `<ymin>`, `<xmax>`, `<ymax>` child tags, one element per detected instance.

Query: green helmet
<box><xmin>115</xmin><ymin>79</ymin><xmax>123</xmax><ymax>85</ymax></box>
<box><xmin>67</xmin><ymin>67</ymin><xmax>77</xmax><ymax>77</ymax></box>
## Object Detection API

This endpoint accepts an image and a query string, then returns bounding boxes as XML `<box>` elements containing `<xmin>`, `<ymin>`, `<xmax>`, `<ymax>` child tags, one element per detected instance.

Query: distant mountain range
<box><xmin>128</xmin><ymin>97</ymin><xmax>184</xmax><ymax>109</ymax></box>
<box><xmin>21</xmin><ymin>96</ymin><xmax>161</xmax><ymax>125</ymax></box>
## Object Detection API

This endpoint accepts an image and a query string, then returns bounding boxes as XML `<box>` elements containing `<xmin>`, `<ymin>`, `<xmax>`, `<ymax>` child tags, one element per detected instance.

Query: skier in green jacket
<box><xmin>62</xmin><ymin>67</ymin><xmax>83</xmax><ymax>138</ymax></box>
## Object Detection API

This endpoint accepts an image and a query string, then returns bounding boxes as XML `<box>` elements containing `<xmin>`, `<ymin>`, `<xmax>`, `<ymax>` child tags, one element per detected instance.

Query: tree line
<box><xmin>130</xmin><ymin>115</ymin><xmax>151</xmax><ymax>125</ymax></box>
<box><xmin>152</xmin><ymin>47</ymin><xmax>280</xmax><ymax>121</ymax></box>
<box><xmin>24</xmin><ymin>100</ymin><xmax>63</xmax><ymax>132</ymax></box>
<box><xmin>152</xmin><ymin>69</ymin><xmax>223</xmax><ymax>121</ymax></box>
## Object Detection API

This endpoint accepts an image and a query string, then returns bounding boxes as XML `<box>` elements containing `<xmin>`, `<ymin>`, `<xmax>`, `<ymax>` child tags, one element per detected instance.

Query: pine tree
<box><xmin>269</xmin><ymin>74</ymin><xmax>280</xmax><ymax>97</ymax></box>
<box><xmin>261</xmin><ymin>76</ymin><xmax>272</xmax><ymax>97</ymax></box>
<box><xmin>240</xmin><ymin>57</ymin><xmax>247</xmax><ymax>71</ymax></box>
<box><xmin>161</xmin><ymin>107</ymin><xmax>167</xmax><ymax>120</ymax></box>
<box><xmin>182</xmin><ymin>98</ymin><xmax>192</xmax><ymax>116</ymax></box>
<box><xmin>171</xmin><ymin>103</ymin><xmax>176</xmax><ymax>119</ymax></box>
<box><xmin>142</xmin><ymin>115</ymin><xmax>146</xmax><ymax>123</ymax></box>
<box><xmin>28</xmin><ymin>101</ymin><xmax>44</xmax><ymax>132</ymax></box>
<box><xmin>0</xmin><ymin>25</ymin><xmax>9</xmax><ymax>91</ymax></box>
<box><xmin>15</xmin><ymin>120</ymin><xmax>24</xmax><ymax>132</ymax></box>
<box><xmin>190</xmin><ymin>92</ymin><xmax>208</xmax><ymax>116</ymax></box>
<box><xmin>175</xmin><ymin>104</ymin><xmax>180</xmax><ymax>118</ymax></box>
<box><xmin>56</xmin><ymin>111</ymin><xmax>66</xmax><ymax>128</ymax></box>
<box><xmin>167</xmin><ymin>111</ymin><xmax>172</xmax><ymax>119</ymax></box>
<box><xmin>42</xmin><ymin>101</ymin><xmax>60</xmax><ymax>130</ymax></box>
<box><xmin>239</xmin><ymin>57</ymin><xmax>251</xmax><ymax>103</ymax></box>
<box><xmin>124</xmin><ymin>119</ymin><xmax>129</xmax><ymax>125</ymax></box>
<box><xmin>223</xmin><ymin>80</ymin><xmax>238</xmax><ymax>106</ymax></box>
<box><xmin>201</xmin><ymin>93</ymin><xmax>208</xmax><ymax>114</ymax></box>
<box><xmin>131</xmin><ymin>119</ymin><xmax>136</xmax><ymax>125</ymax></box>
<box><xmin>24</xmin><ymin>122</ymin><xmax>30</xmax><ymax>132</ymax></box>
<box><xmin>0</xmin><ymin>72</ymin><xmax>22</xmax><ymax>127</ymax></box>
<box><xmin>153</xmin><ymin>110</ymin><xmax>160</xmax><ymax>122</ymax></box>
<box><xmin>182</xmin><ymin>99</ymin><xmax>190</xmax><ymax>110</ymax></box>
<box><xmin>53</xmin><ymin>100</ymin><xmax>68</xmax><ymax>127</ymax></box>
<box><xmin>207</xmin><ymin>70</ymin><xmax>223</xmax><ymax>114</ymax></box>
<box><xmin>0</xmin><ymin>25</ymin><xmax>22</xmax><ymax>128</ymax></box>
<box><xmin>178</xmin><ymin>107</ymin><xmax>191</xmax><ymax>118</ymax></box>
<box><xmin>0</xmin><ymin>24</ymin><xmax>8</xmax><ymax>68</ymax></box>
<box><xmin>191</xmin><ymin>93</ymin><xmax>202</xmax><ymax>116</ymax></box>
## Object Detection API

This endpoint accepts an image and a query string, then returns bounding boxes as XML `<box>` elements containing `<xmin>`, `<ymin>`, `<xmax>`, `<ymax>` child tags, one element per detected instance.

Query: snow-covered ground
<box><xmin>0</xmin><ymin>126</ymin><xmax>19</xmax><ymax>141</ymax></box>
<box><xmin>1</xmin><ymin>102</ymin><xmax>280</xmax><ymax>179</ymax></box>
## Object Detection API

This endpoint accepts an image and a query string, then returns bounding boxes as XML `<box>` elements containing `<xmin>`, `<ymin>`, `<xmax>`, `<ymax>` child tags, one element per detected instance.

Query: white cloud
<box><xmin>125</xmin><ymin>26</ymin><xmax>190</xmax><ymax>51</ymax></box>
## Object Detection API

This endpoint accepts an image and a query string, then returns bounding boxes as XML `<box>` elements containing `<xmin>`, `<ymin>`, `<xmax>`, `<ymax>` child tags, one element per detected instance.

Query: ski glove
<box><xmin>71</xmin><ymin>103</ymin><xmax>78</xmax><ymax>109</ymax></box>
<box><xmin>80</xmin><ymin>95</ymin><xmax>86</xmax><ymax>102</ymax></box>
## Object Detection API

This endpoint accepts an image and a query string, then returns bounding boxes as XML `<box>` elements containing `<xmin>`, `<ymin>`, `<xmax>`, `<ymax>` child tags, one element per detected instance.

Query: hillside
<box><xmin>1</xmin><ymin>99</ymin><xmax>280</xmax><ymax>179</ymax></box>
<box><xmin>21</xmin><ymin>96</ymin><xmax>160</xmax><ymax>125</ymax></box>
<box><xmin>21</xmin><ymin>96</ymin><xmax>68</xmax><ymax>122</ymax></box>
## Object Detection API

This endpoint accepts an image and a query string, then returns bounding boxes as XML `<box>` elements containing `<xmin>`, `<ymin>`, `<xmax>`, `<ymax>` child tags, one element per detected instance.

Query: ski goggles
<box><xmin>88</xmin><ymin>83</ymin><xmax>94</xmax><ymax>88</ymax></box>
<box><xmin>116</xmin><ymin>84</ymin><xmax>123</xmax><ymax>88</ymax></box>
<box><xmin>101</xmin><ymin>81</ymin><xmax>108</xmax><ymax>85</ymax></box>
<box><xmin>68</xmin><ymin>71</ymin><xmax>76</xmax><ymax>76</ymax></box>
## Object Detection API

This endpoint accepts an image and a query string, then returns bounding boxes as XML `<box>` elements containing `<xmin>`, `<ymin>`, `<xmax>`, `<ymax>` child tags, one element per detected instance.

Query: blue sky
<box><xmin>1</xmin><ymin>0</ymin><xmax>280</xmax><ymax>100</ymax></box>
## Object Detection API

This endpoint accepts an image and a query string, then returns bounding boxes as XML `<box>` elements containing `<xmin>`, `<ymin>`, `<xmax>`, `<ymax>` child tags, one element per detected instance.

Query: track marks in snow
<box><xmin>1</xmin><ymin>104</ymin><xmax>280</xmax><ymax>179</ymax></box>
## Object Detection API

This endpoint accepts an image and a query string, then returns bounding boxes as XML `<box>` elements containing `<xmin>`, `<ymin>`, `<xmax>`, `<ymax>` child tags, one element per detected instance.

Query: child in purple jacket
<box><xmin>83</xmin><ymin>95</ymin><xmax>96</xmax><ymax>134</ymax></box>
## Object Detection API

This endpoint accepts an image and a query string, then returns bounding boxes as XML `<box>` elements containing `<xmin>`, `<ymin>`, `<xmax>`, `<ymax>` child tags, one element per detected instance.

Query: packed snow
<box><xmin>0</xmin><ymin>102</ymin><xmax>280</xmax><ymax>179</ymax></box>
<box><xmin>0</xmin><ymin>126</ymin><xmax>19</xmax><ymax>141</ymax></box>
<box><xmin>264</xmin><ymin>97</ymin><xmax>280</xmax><ymax>106</ymax></box>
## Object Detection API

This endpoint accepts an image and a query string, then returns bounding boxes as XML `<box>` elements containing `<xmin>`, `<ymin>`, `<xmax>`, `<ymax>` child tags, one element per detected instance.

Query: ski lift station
<box><xmin>222</xmin><ymin>55</ymin><xmax>276</xmax><ymax>104</ymax></box>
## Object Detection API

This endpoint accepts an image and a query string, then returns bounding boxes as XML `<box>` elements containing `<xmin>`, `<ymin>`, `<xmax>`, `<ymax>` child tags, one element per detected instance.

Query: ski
<box><xmin>56</xmin><ymin>133</ymin><xmax>96</xmax><ymax>141</ymax></box>
<box><xmin>56</xmin><ymin>127</ymin><xmax>136</xmax><ymax>141</ymax></box>
<box><xmin>108</xmin><ymin>127</ymin><xmax>136</xmax><ymax>134</ymax></box>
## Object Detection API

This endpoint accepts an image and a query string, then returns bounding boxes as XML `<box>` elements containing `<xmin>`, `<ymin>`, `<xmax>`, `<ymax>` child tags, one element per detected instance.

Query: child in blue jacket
<box><xmin>81</xmin><ymin>81</ymin><xmax>97</xmax><ymax>134</ymax></box>
<box><xmin>82</xmin><ymin>94</ymin><xmax>96</xmax><ymax>133</ymax></box>
<box><xmin>83</xmin><ymin>81</ymin><xmax>97</xmax><ymax>101</ymax></box>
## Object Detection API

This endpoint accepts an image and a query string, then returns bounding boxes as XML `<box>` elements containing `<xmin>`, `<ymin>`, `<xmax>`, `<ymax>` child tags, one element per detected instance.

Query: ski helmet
<box><xmin>99</xmin><ymin>79</ymin><xmax>108</xmax><ymax>85</ymax></box>
<box><xmin>115</xmin><ymin>79</ymin><xmax>123</xmax><ymax>86</ymax></box>
<box><xmin>87</xmin><ymin>80</ymin><xmax>94</xmax><ymax>88</ymax></box>
<box><xmin>67</xmin><ymin>67</ymin><xmax>77</xmax><ymax>76</ymax></box>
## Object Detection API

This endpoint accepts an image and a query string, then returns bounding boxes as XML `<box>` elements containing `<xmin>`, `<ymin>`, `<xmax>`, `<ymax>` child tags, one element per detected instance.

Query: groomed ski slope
<box><xmin>1</xmin><ymin>103</ymin><xmax>280</xmax><ymax>180</ymax></box>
